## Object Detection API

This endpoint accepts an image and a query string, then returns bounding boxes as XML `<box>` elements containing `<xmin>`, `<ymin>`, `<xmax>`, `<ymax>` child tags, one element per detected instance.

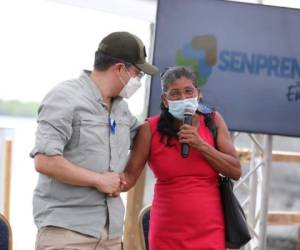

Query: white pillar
<box><xmin>258</xmin><ymin>135</ymin><xmax>273</xmax><ymax>250</ymax></box>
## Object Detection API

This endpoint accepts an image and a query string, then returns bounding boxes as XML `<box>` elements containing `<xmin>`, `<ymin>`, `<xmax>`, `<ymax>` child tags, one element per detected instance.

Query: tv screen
<box><xmin>149</xmin><ymin>0</ymin><xmax>300</xmax><ymax>136</ymax></box>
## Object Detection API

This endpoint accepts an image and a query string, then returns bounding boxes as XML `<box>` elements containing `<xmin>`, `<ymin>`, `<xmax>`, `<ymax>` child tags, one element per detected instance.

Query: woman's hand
<box><xmin>178</xmin><ymin>124</ymin><xmax>207</xmax><ymax>150</ymax></box>
<box><xmin>178</xmin><ymin>113</ymin><xmax>241</xmax><ymax>180</ymax></box>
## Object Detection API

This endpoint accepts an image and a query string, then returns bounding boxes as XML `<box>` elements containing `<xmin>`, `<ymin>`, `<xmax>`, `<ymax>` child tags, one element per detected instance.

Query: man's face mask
<box><xmin>119</xmin><ymin>67</ymin><xmax>142</xmax><ymax>99</ymax></box>
<box><xmin>167</xmin><ymin>97</ymin><xmax>198</xmax><ymax>120</ymax></box>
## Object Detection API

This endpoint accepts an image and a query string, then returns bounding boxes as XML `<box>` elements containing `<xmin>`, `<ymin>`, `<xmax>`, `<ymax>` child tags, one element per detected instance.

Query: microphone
<box><xmin>181</xmin><ymin>107</ymin><xmax>194</xmax><ymax>158</ymax></box>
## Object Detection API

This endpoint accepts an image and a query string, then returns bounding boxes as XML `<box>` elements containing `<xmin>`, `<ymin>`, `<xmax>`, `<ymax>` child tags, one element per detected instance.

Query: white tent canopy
<box><xmin>50</xmin><ymin>0</ymin><xmax>300</xmax><ymax>23</ymax></box>
<box><xmin>50</xmin><ymin>0</ymin><xmax>157</xmax><ymax>22</ymax></box>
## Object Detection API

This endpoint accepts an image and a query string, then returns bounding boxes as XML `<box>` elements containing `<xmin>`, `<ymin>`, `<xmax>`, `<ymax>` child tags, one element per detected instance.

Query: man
<box><xmin>30</xmin><ymin>31</ymin><xmax>158</xmax><ymax>250</ymax></box>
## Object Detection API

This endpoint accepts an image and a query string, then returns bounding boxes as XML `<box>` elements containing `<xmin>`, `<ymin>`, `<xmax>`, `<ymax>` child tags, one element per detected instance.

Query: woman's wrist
<box><xmin>195</xmin><ymin>140</ymin><xmax>209</xmax><ymax>153</ymax></box>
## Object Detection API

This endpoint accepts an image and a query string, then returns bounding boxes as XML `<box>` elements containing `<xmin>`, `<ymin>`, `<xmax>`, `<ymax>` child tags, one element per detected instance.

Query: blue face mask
<box><xmin>167</xmin><ymin>97</ymin><xmax>198</xmax><ymax>120</ymax></box>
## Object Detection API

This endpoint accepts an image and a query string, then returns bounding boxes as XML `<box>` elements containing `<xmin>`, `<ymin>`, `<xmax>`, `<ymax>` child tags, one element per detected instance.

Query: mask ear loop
<box><xmin>160</xmin><ymin>92</ymin><xmax>169</xmax><ymax>110</ymax></box>
<box><xmin>197</xmin><ymin>88</ymin><xmax>203</xmax><ymax>103</ymax></box>
<box><xmin>119</xmin><ymin>64</ymin><xmax>132</xmax><ymax>86</ymax></box>
<box><xmin>125</xmin><ymin>68</ymin><xmax>131</xmax><ymax>78</ymax></box>
<box><xmin>119</xmin><ymin>73</ymin><xmax>127</xmax><ymax>87</ymax></box>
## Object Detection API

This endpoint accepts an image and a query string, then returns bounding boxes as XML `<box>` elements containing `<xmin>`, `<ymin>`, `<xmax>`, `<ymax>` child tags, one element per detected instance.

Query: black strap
<box><xmin>203</xmin><ymin>112</ymin><xmax>218</xmax><ymax>148</ymax></box>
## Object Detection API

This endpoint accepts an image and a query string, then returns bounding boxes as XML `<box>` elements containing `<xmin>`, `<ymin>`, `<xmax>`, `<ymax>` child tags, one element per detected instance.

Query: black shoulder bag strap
<box><xmin>202</xmin><ymin>110</ymin><xmax>252</xmax><ymax>248</ymax></box>
<box><xmin>203</xmin><ymin>112</ymin><xmax>217</xmax><ymax>147</ymax></box>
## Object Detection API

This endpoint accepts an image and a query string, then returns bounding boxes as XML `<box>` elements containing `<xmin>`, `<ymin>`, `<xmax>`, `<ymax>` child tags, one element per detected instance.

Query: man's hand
<box><xmin>94</xmin><ymin>172</ymin><xmax>122</xmax><ymax>194</ymax></box>
<box><xmin>107</xmin><ymin>173</ymin><xmax>128</xmax><ymax>197</ymax></box>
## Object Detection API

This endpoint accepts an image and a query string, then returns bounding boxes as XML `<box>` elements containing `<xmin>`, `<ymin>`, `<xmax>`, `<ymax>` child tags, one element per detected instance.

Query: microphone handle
<box><xmin>181</xmin><ymin>143</ymin><xmax>189</xmax><ymax>158</ymax></box>
<box><xmin>183</xmin><ymin>114</ymin><xmax>193</xmax><ymax>125</ymax></box>
<box><xmin>181</xmin><ymin>114</ymin><xmax>193</xmax><ymax>158</ymax></box>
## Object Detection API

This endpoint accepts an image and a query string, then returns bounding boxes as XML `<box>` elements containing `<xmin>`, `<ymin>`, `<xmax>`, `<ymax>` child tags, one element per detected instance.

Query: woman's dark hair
<box><xmin>158</xmin><ymin>66</ymin><xmax>199</xmax><ymax>146</ymax></box>
<box><xmin>94</xmin><ymin>51</ymin><xmax>131</xmax><ymax>71</ymax></box>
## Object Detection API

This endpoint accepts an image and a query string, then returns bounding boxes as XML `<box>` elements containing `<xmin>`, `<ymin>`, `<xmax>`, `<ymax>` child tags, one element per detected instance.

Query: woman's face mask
<box><xmin>119</xmin><ymin>67</ymin><xmax>142</xmax><ymax>99</ymax></box>
<box><xmin>167</xmin><ymin>97</ymin><xmax>198</xmax><ymax>120</ymax></box>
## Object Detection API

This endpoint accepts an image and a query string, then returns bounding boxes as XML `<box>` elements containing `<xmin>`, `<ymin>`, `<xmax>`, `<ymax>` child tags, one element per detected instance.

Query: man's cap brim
<box><xmin>136</xmin><ymin>62</ymin><xmax>159</xmax><ymax>75</ymax></box>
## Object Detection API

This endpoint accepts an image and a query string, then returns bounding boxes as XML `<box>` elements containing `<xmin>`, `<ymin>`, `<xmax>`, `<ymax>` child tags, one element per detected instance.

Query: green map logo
<box><xmin>176</xmin><ymin>35</ymin><xmax>217</xmax><ymax>86</ymax></box>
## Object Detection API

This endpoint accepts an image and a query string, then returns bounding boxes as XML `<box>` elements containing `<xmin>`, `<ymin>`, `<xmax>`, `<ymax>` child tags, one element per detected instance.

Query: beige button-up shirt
<box><xmin>30</xmin><ymin>70</ymin><xmax>140</xmax><ymax>239</ymax></box>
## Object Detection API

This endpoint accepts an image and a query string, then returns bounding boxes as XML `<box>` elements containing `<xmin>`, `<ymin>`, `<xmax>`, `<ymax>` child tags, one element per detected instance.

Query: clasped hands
<box><xmin>95</xmin><ymin>172</ymin><xmax>127</xmax><ymax>198</ymax></box>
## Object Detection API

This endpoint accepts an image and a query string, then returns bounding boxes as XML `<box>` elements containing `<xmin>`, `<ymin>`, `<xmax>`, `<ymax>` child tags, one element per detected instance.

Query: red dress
<box><xmin>147</xmin><ymin>115</ymin><xmax>225</xmax><ymax>250</ymax></box>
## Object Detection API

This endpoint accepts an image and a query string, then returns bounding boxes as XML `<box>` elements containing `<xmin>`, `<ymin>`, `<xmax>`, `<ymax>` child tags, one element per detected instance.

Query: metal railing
<box><xmin>232</xmin><ymin>133</ymin><xmax>300</xmax><ymax>250</ymax></box>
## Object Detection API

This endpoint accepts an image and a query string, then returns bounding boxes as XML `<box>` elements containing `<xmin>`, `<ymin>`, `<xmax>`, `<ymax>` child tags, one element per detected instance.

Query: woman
<box><xmin>121</xmin><ymin>66</ymin><xmax>241</xmax><ymax>250</ymax></box>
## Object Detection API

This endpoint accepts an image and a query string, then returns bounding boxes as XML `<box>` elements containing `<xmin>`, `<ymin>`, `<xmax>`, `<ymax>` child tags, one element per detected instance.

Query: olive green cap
<box><xmin>98</xmin><ymin>31</ymin><xmax>159</xmax><ymax>75</ymax></box>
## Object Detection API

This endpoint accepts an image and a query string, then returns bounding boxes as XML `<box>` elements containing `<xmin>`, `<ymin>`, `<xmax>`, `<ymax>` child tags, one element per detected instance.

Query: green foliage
<box><xmin>0</xmin><ymin>99</ymin><xmax>39</xmax><ymax>117</ymax></box>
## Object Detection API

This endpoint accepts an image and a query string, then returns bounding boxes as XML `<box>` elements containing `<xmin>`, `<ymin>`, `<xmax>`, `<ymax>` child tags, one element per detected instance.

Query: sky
<box><xmin>0</xmin><ymin>0</ymin><xmax>152</xmax><ymax>115</ymax></box>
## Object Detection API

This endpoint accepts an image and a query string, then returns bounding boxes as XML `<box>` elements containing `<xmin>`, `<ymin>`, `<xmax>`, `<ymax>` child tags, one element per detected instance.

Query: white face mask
<box><xmin>119</xmin><ymin>69</ymin><xmax>142</xmax><ymax>99</ymax></box>
<box><xmin>167</xmin><ymin>97</ymin><xmax>198</xmax><ymax>120</ymax></box>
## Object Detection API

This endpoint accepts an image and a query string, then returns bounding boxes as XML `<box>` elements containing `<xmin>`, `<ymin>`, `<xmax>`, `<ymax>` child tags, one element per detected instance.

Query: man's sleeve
<box><xmin>30</xmin><ymin>88</ymin><xmax>74</xmax><ymax>157</ymax></box>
